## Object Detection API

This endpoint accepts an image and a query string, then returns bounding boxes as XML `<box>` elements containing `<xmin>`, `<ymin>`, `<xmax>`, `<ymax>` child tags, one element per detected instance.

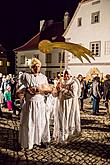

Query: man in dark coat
<box><xmin>103</xmin><ymin>74</ymin><xmax>110</xmax><ymax>118</ymax></box>
<box><xmin>0</xmin><ymin>75</ymin><xmax>3</xmax><ymax>116</ymax></box>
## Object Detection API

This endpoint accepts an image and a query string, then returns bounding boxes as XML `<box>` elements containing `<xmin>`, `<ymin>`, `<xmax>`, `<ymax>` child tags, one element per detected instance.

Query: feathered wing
<box><xmin>38</xmin><ymin>40</ymin><xmax>95</xmax><ymax>63</ymax></box>
<box><xmin>52</xmin><ymin>42</ymin><xmax>95</xmax><ymax>63</ymax></box>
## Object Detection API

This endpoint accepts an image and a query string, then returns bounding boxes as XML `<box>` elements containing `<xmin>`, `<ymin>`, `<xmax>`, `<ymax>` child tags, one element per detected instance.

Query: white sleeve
<box><xmin>18</xmin><ymin>84</ymin><xmax>26</xmax><ymax>90</ymax></box>
<box><xmin>43</xmin><ymin>75</ymin><xmax>48</xmax><ymax>84</ymax></box>
<box><xmin>73</xmin><ymin>78</ymin><xmax>81</xmax><ymax>98</ymax></box>
<box><xmin>20</xmin><ymin>73</ymin><xmax>31</xmax><ymax>88</ymax></box>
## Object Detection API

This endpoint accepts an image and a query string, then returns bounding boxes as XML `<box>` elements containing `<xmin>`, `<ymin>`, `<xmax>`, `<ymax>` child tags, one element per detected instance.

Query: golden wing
<box><xmin>38</xmin><ymin>40</ymin><xmax>95</xmax><ymax>63</ymax></box>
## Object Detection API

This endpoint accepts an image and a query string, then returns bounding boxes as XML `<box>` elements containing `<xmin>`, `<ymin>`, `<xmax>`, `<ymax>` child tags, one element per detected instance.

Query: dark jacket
<box><xmin>103</xmin><ymin>79</ymin><xmax>110</xmax><ymax>100</ymax></box>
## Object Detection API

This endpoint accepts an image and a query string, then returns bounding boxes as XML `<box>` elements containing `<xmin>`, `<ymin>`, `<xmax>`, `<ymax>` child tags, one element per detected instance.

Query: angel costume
<box><xmin>53</xmin><ymin>74</ymin><xmax>81</xmax><ymax>143</ymax></box>
<box><xmin>19</xmin><ymin>72</ymin><xmax>52</xmax><ymax>149</ymax></box>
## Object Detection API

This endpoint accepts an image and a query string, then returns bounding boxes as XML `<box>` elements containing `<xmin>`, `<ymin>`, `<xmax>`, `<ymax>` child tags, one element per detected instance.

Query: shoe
<box><xmin>0</xmin><ymin>113</ymin><xmax>3</xmax><ymax>117</ymax></box>
<box><xmin>12</xmin><ymin>114</ymin><xmax>16</xmax><ymax>117</ymax></box>
<box><xmin>28</xmin><ymin>146</ymin><xmax>33</xmax><ymax>150</ymax></box>
<box><xmin>40</xmin><ymin>142</ymin><xmax>48</xmax><ymax>148</ymax></box>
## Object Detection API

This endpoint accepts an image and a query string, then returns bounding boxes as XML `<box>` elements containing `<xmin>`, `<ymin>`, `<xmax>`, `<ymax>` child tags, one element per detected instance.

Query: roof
<box><xmin>82</xmin><ymin>0</ymin><xmax>94</xmax><ymax>3</ymax></box>
<box><xmin>13</xmin><ymin>21</ymin><xmax>65</xmax><ymax>52</ymax></box>
<box><xmin>0</xmin><ymin>44</ymin><xmax>6</xmax><ymax>52</ymax></box>
<box><xmin>0</xmin><ymin>44</ymin><xmax>7</xmax><ymax>58</ymax></box>
<box><xmin>13</xmin><ymin>33</ymin><xmax>40</xmax><ymax>52</ymax></box>
<box><xmin>63</xmin><ymin>0</ymin><xmax>94</xmax><ymax>36</ymax></box>
<box><xmin>40</xmin><ymin>21</ymin><xmax>64</xmax><ymax>41</ymax></box>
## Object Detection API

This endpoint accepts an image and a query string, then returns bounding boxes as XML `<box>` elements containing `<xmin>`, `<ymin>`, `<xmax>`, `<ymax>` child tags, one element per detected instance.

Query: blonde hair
<box><xmin>29</xmin><ymin>58</ymin><xmax>41</xmax><ymax>68</ymax></box>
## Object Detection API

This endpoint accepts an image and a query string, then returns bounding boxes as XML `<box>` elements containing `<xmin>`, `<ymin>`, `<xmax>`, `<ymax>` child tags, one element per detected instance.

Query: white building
<box><xmin>14</xmin><ymin>33</ymin><xmax>46</xmax><ymax>74</ymax></box>
<box><xmin>14</xmin><ymin>20</ymin><xmax>66</xmax><ymax>78</ymax></box>
<box><xmin>0</xmin><ymin>44</ymin><xmax>10</xmax><ymax>75</ymax></box>
<box><xmin>63</xmin><ymin>0</ymin><xmax>110</xmax><ymax>77</ymax></box>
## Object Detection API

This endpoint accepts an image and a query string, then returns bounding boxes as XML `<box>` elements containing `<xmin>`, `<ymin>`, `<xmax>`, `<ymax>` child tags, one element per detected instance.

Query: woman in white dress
<box><xmin>53</xmin><ymin>70</ymin><xmax>81</xmax><ymax>143</ymax></box>
<box><xmin>18</xmin><ymin>58</ymin><xmax>52</xmax><ymax>149</ymax></box>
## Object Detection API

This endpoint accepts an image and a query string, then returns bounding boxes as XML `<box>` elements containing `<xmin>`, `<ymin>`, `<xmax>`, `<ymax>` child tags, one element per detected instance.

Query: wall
<box><xmin>64</xmin><ymin>0</ymin><xmax>110</xmax><ymax>76</ymax></box>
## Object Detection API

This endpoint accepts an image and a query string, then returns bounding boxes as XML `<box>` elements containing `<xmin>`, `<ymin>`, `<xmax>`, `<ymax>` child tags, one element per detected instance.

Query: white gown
<box><xmin>19</xmin><ymin>72</ymin><xmax>52</xmax><ymax>149</ymax></box>
<box><xmin>53</xmin><ymin>77</ymin><xmax>81</xmax><ymax>142</ymax></box>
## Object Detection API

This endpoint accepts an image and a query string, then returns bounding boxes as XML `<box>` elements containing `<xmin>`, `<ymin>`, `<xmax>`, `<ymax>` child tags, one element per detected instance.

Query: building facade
<box><xmin>0</xmin><ymin>44</ymin><xmax>10</xmax><ymax>75</ymax></box>
<box><xmin>15</xmin><ymin>47</ymin><xmax>65</xmax><ymax>78</ymax></box>
<box><xmin>14</xmin><ymin>20</ymin><xmax>66</xmax><ymax>78</ymax></box>
<box><xmin>63</xmin><ymin>0</ymin><xmax>110</xmax><ymax>77</ymax></box>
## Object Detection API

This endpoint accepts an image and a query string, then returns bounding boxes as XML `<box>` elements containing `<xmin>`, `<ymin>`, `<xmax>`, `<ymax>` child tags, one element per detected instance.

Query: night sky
<box><xmin>0</xmin><ymin>0</ymin><xmax>79</xmax><ymax>51</ymax></box>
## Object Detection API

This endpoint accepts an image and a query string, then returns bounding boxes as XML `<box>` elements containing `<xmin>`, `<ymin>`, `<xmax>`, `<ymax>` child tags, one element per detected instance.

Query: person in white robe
<box><xmin>18</xmin><ymin>58</ymin><xmax>53</xmax><ymax>149</ymax></box>
<box><xmin>53</xmin><ymin>69</ymin><xmax>81</xmax><ymax>143</ymax></box>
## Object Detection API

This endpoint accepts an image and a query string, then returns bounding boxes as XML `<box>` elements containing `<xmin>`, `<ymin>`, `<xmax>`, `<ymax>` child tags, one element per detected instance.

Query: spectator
<box><xmin>4</xmin><ymin>85</ymin><xmax>12</xmax><ymax>111</ymax></box>
<box><xmin>91</xmin><ymin>76</ymin><xmax>101</xmax><ymax>115</ymax></box>
<box><xmin>77</xmin><ymin>74</ymin><xmax>87</xmax><ymax>111</ymax></box>
<box><xmin>0</xmin><ymin>73</ymin><xmax>3</xmax><ymax>116</ymax></box>
<box><xmin>103</xmin><ymin>74</ymin><xmax>110</xmax><ymax>118</ymax></box>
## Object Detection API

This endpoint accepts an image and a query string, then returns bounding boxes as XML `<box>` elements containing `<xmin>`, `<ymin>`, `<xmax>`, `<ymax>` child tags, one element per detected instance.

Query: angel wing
<box><xmin>38</xmin><ymin>40</ymin><xmax>95</xmax><ymax>63</ymax></box>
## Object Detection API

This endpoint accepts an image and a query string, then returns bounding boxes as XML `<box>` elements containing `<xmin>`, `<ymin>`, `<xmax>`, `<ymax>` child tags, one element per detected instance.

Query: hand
<box><xmin>38</xmin><ymin>84</ymin><xmax>52</xmax><ymax>94</ymax></box>
<box><xmin>101</xmin><ymin>98</ymin><xmax>106</xmax><ymax>103</ymax></box>
<box><xmin>27</xmin><ymin>87</ymin><xmax>36</xmax><ymax>95</ymax></box>
<box><xmin>56</xmin><ymin>82</ymin><xmax>62</xmax><ymax>90</ymax></box>
<box><xmin>52</xmin><ymin>87</ymin><xmax>58</xmax><ymax>97</ymax></box>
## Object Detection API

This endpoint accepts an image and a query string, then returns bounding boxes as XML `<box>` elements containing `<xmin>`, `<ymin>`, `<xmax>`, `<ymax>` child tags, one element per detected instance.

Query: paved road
<box><xmin>0</xmin><ymin>100</ymin><xmax>110</xmax><ymax>165</ymax></box>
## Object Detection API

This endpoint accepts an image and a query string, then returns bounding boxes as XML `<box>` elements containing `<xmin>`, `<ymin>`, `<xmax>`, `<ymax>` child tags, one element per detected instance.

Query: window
<box><xmin>33</xmin><ymin>54</ymin><xmax>39</xmax><ymax>59</ymax></box>
<box><xmin>104</xmin><ymin>41</ymin><xmax>110</xmax><ymax>55</ymax></box>
<box><xmin>0</xmin><ymin>60</ymin><xmax>3</xmax><ymax>66</ymax></box>
<box><xmin>45</xmin><ymin>53</ymin><xmax>52</xmax><ymax>63</ymax></box>
<box><xmin>90</xmin><ymin>41</ymin><xmax>101</xmax><ymax>56</ymax></box>
<box><xmin>77</xmin><ymin>17</ymin><xmax>82</xmax><ymax>27</ymax></box>
<box><xmin>7</xmin><ymin>61</ymin><xmax>10</xmax><ymax>66</ymax></box>
<box><xmin>91</xmin><ymin>11</ymin><xmax>100</xmax><ymax>24</ymax></box>
<box><xmin>92</xmin><ymin>0</ymin><xmax>100</xmax><ymax>5</ymax></box>
<box><xmin>58</xmin><ymin>51</ymin><xmax>65</xmax><ymax>63</ymax></box>
<box><xmin>20</xmin><ymin>55</ymin><xmax>25</xmax><ymax>64</ymax></box>
<box><xmin>45</xmin><ymin>71</ymin><xmax>51</xmax><ymax>78</ymax></box>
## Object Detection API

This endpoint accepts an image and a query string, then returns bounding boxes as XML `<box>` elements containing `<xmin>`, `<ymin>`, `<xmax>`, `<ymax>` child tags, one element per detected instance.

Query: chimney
<box><xmin>40</xmin><ymin>20</ymin><xmax>45</xmax><ymax>32</ymax></box>
<box><xmin>40</xmin><ymin>19</ymin><xmax>54</xmax><ymax>32</ymax></box>
<box><xmin>64</xmin><ymin>11</ymin><xmax>70</xmax><ymax>30</ymax></box>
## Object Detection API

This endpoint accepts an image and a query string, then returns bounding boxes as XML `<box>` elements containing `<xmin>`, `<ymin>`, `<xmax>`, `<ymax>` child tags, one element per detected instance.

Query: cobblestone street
<box><xmin>0</xmin><ymin>99</ymin><xmax>110</xmax><ymax>165</ymax></box>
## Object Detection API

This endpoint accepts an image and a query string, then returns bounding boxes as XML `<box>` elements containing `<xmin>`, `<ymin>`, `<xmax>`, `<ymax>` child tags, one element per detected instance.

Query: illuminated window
<box><xmin>7</xmin><ymin>61</ymin><xmax>10</xmax><ymax>66</ymax></box>
<box><xmin>0</xmin><ymin>61</ymin><xmax>3</xmax><ymax>66</ymax></box>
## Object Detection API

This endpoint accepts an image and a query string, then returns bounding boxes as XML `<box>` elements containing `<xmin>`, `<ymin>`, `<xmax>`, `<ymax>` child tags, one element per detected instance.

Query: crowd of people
<box><xmin>77</xmin><ymin>73</ymin><xmax>110</xmax><ymax>117</ymax></box>
<box><xmin>0</xmin><ymin>73</ymin><xmax>18</xmax><ymax>117</ymax></box>
<box><xmin>0</xmin><ymin>57</ymin><xmax>110</xmax><ymax>150</ymax></box>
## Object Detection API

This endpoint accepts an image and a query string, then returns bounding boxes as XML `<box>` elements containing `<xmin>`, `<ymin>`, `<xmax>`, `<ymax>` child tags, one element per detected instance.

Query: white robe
<box><xmin>53</xmin><ymin>78</ymin><xmax>81</xmax><ymax>142</ymax></box>
<box><xmin>19</xmin><ymin>72</ymin><xmax>52</xmax><ymax>149</ymax></box>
